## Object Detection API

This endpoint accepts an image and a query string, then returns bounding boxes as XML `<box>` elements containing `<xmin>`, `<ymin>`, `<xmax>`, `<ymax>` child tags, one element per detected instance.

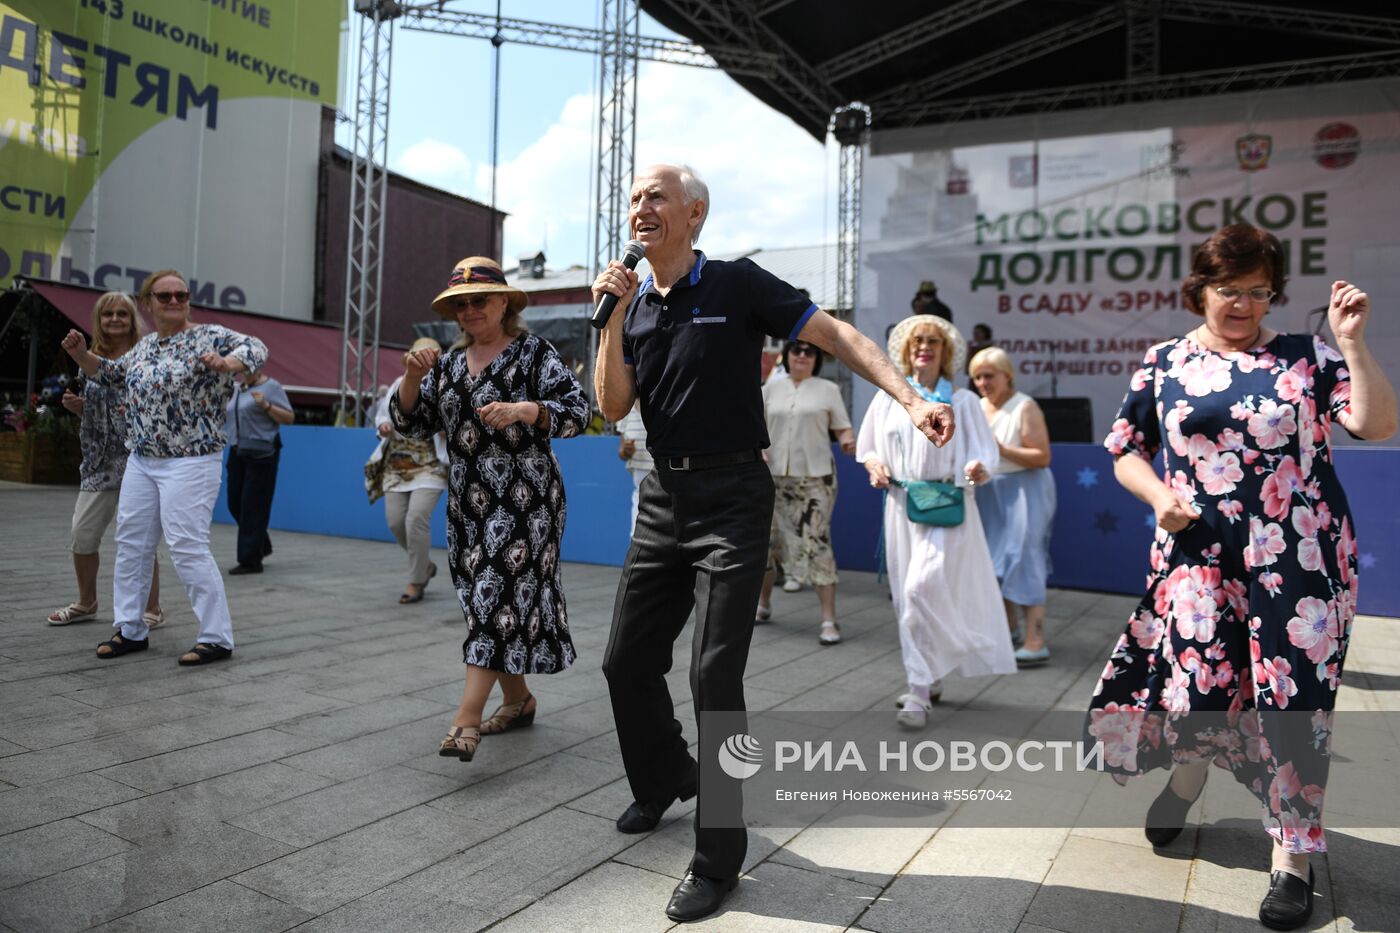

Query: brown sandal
<box><xmin>480</xmin><ymin>694</ymin><xmax>537</xmax><ymax>735</ymax></box>
<box><xmin>438</xmin><ymin>725</ymin><xmax>480</xmax><ymax>761</ymax></box>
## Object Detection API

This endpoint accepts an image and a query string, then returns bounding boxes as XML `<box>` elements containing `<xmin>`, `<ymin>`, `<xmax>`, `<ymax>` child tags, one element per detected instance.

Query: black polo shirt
<box><xmin>622</xmin><ymin>252</ymin><xmax>818</xmax><ymax>458</ymax></box>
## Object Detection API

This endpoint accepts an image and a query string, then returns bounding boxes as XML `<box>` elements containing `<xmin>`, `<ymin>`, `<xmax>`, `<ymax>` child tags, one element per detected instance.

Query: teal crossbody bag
<box><xmin>893</xmin><ymin>477</ymin><xmax>964</xmax><ymax>526</ymax></box>
<box><xmin>891</xmin><ymin>376</ymin><xmax>964</xmax><ymax>527</ymax></box>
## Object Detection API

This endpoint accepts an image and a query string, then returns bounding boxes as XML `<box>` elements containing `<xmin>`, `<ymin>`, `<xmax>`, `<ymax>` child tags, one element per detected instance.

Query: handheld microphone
<box><xmin>590</xmin><ymin>239</ymin><xmax>647</xmax><ymax>330</ymax></box>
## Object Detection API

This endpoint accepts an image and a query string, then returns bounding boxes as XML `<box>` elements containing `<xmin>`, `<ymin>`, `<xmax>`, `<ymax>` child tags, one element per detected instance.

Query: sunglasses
<box><xmin>788</xmin><ymin>344</ymin><xmax>818</xmax><ymax>357</ymax></box>
<box><xmin>454</xmin><ymin>295</ymin><xmax>497</xmax><ymax>309</ymax></box>
<box><xmin>153</xmin><ymin>290</ymin><xmax>190</xmax><ymax>305</ymax></box>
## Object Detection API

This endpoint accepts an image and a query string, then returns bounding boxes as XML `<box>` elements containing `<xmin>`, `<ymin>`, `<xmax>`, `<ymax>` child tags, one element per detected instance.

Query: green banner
<box><xmin>0</xmin><ymin>0</ymin><xmax>343</xmax><ymax>306</ymax></box>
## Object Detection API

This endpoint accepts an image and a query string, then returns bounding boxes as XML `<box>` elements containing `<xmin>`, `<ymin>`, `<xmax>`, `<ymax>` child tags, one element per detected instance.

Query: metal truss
<box><xmin>1161</xmin><ymin>1</ymin><xmax>1400</xmax><ymax>46</ymax></box>
<box><xmin>339</xmin><ymin>0</ymin><xmax>400</xmax><ymax>425</ymax></box>
<box><xmin>397</xmin><ymin>3</ymin><xmax>776</xmax><ymax>72</ymax></box>
<box><xmin>594</xmin><ymin>0</ymin><xmax>640</xmax><ymax>284</ymax></box>
<box><xmin>818</xmin><ymin>0</ymin><xmax>1030</xmax><ymax>83</ymax></box>
<box><xmin>832</xmin><ymin>105</ymin><xmax>870</xmax><ymax>324</ymax></box>
<box><xmin>869</xmin><ymin>6</ymin><xmax>1127</xmax><ymax>123</ymax></box>
<box><xmin>1125</xmin><ymin>0</ymin><xmax>1160</xmax><ymax>79</ymax></box>
<box><xmin>881</xmin><ymin>47</ymin><xmax>1400</xmax><ymax>127</ymax></box>
<box><xmin>647</xmin><ymin>0</ymin><xmax>844</xmax><ymax>137</ymax></box>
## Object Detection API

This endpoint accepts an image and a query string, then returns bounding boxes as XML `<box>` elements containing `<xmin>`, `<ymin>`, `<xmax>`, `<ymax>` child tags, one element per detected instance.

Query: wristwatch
<box><xmin>532</xmin><ymin>403</ymin><xmax>549</xmax><ymax>428</ymax></box>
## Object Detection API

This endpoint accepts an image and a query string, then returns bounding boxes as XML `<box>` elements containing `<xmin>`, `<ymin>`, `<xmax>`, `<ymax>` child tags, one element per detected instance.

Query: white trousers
<box><xmin>113</xmin><ymin>452</ymin><xmax>234</xmax><ymax>648</ymax></box>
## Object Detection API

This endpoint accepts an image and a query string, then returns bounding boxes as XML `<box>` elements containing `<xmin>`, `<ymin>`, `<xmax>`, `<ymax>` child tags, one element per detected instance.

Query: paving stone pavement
<box><xmin>2</xmin><ymin>481</ymin><xmax>1397</xmax><ymax>933</ymax></box>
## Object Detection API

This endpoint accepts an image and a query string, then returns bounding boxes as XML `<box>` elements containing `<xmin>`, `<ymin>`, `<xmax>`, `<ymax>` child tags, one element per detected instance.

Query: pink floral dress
<box><xmin>1090</xmin><ymin>332</ymin><xmax>1358</xmax><ymax>854</ymax></box>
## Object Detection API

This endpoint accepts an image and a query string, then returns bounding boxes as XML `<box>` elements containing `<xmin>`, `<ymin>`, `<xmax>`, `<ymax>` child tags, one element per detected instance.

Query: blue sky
<box><xmin>338</xmin><ymin>0</ymin><xmax>837</xmax><ymax>269</ymax></box>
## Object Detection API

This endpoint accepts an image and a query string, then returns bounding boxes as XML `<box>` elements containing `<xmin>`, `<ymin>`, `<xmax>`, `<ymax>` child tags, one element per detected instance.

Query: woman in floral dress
<box><xmin>1090</xmin><ymin>225</ymin><xmax>1396</xmax><ymax>930</ymax></box>
<box><xmin>393</xmin><ymin>257</ymin><xmax>589</xmax><ymax>764</ymax></box>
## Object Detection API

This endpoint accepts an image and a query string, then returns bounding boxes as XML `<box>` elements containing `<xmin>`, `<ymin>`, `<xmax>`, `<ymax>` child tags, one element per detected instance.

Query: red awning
<box><xmin>29</xmin><ymin>279</ymin><xmax>407</xmax><ymax>400</ymax></box>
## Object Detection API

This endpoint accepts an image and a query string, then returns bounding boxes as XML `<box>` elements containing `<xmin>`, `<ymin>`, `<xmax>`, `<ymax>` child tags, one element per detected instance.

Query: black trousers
<box><xmin>226</xmin><ymin>447</ymin><xmax>280</xmax><ymax>569</ymax></box>
<box><xmin>602</xmin><ymin>460</ymin><xmax>773</xmax><ymax>880</ymax></box>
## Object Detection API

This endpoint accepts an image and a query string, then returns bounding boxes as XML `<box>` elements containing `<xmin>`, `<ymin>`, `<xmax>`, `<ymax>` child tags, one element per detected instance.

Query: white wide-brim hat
<box><xmin>887</xmin><ymin>314</ymin><xmax>967</xmax><ymax>377</ymax></box>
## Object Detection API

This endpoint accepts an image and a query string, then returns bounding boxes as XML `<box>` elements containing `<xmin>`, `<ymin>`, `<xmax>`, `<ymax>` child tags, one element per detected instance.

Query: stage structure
<box><xmin>338</xmin><ymin>0</ymin><xmax>863</xmax><ymax>420</ymax></box>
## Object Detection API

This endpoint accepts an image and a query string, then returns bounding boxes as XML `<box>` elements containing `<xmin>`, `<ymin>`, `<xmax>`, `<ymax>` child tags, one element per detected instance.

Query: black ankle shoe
<box><xmin>1259</xmin><ymin>867</ymin><xmax>1313</xmax><ymax>930</ymax></box>
<box><xmin>616</xmin><ymin>767</ymin><xmax>697</xmax><ymax>834</ymax></box>
<box><xmin>1144</xmin><ymin>782</ymin><xmax>1200</xmax><ymax>847</ymax></box>
<box><xmin>665</xmin><ymin>870</ymin><xmax>737</xmax><ymax>921</ymax></box>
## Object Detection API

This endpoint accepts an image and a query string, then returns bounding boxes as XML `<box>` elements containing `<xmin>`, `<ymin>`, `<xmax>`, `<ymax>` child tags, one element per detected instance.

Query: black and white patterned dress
<box><xmin>391</xmin><ymin>334</ymin><xmax>589</xmax><ymax>674</ymax></box>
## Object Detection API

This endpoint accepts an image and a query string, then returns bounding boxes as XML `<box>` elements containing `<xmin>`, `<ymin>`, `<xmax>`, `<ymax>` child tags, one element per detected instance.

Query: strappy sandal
<box><xmin>818</xmin><ymin>620</ymin><xmax>842</xmax><ymax>645</ymax></box>
<box><xmin>480</xmin><ymin>694</ymin><xmax>537</xmax><ymax>735</ymax></box>
<box><xmin>96</xmin><ymin>634</ymin><xmax>148</xmax><ymax>658</ymax></box>
<box><xmin>143</xmin><ymin>609</ymin><xmax>166</xmax><ymax>629</ymax></box>
<box><xmin>48</xmin><ymin>603</ymin><xmax>98</xmax><ymax>626</ymax></box>
<box><xmin>438</xmin><ymin>725</ymin><xmax>480</xmax><ymax>761</ymax></box>
<box><xmin>178</xmin><ymin>643</ymin><xmax>232</xmax><ymax>666</ymax></box>
<box><xmin>895</xmin><ymin>693</ymin><xmax>934</xmax><ymax>729</ymax></box>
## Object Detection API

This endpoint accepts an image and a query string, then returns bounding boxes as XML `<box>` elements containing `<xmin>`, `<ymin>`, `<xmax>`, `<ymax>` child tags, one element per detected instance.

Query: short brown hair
<box><xmin>136</xmin><ymin>269</ymin><xmax>188</xmax><ymax>312</ymax></box>
<box><xmin>1182</xmin><ymin>225</ymin><xmax>1286</xmax><ymax>315</ymax></box>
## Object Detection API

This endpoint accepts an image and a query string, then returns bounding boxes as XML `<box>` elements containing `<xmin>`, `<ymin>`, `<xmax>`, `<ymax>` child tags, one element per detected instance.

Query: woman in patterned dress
<box><xmin>1090</xmin><ymin>225</ymin><xmax>1396</xmax><ymax>929</ymax></box>
<box><xmin>60</xmin><ymin>269</ymin><xmax>268</xmax><ymax>666</ymax></box>
<box><xmin>392</xmin><ymin>257</ymin><xmax>589</xmax><ymax>763</ymax></box>
<box><xmin>48</xmin><ymin>291</ymin><xmax>164</xmax><ymax>629</ymax></box>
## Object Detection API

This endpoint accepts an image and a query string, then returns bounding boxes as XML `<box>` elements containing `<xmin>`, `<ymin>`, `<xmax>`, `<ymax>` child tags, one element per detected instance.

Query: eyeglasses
<box><xmin>454</xmin><ymin>295</ymin><xmax>496</xmax><ymax>309</ymax></box>
<box><xmin>153</xmin><ymin>290</ymin><xmax>190</xmax><ymax>305</ymax></box>
<box><xmin>788</xmin><ymin>344</ymin><xmax>817</xmax><ymax>357</ymax></box>
<box><xmin>1212</xmin><ymin>285</ymin><xmax>1275</xmax><ymax>304</ymax></box>
<box><xmin>911</xmin><ymin>335</ymin><xmax>944</xmax><ymax>347</ymax></box>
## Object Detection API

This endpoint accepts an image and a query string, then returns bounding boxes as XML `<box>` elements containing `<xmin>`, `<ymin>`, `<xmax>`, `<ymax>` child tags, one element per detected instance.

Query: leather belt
<box><xmin>657</xmin><ymin>449</ymin><xmax>762</xmax><ymax>472</ymax></box>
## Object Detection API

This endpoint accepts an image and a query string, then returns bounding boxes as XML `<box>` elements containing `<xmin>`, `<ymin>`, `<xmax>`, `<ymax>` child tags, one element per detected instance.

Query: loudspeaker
<box><xmin>1035</xmin><ymin>396</ymin><xmax>1094</xmax><ymax>443</ymax></box>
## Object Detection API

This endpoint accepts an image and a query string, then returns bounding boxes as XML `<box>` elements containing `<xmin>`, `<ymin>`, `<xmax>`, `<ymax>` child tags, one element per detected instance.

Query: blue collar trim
<box><xmin>907</xmin><ymin>376</ymin><xmax>952</xmax><ymax>405</ymax></box>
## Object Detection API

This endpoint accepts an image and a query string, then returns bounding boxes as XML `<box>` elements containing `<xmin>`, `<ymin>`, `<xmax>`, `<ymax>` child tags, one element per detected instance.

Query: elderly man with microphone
<box><xmin>592</xmin><ymin>163</ymin><xmax>956</xmax><ymax>922</ymax></box>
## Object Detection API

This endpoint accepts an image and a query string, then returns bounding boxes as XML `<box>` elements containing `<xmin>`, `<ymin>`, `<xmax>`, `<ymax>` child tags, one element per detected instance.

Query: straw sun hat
<box><xmin>431</xmin><ymin>256</ymin><xmax>528</xmax><ymax>318</ymax></box>
<box><xmin>886</xmin><ymin>314</ymin><xmax>967</xmax><ymax>377</ymax></box>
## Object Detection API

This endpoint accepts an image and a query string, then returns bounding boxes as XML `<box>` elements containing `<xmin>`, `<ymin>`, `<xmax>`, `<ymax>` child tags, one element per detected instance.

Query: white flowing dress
<box><xmin>857</xmin><ymin>387</ymin><xmax>1017</xmax><ymax>687</ymax></box>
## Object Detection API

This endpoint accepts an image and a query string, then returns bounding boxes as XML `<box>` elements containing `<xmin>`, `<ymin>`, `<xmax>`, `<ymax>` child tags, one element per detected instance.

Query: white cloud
<box><xmin>393</xmin><ymin>62</ymin><xmax>837</xmax><ymax>268</ymax></box>
<box><xmin>396</xmin><ymin>138</ymin><xmax>479</xmax><ymax>199</ymax></box>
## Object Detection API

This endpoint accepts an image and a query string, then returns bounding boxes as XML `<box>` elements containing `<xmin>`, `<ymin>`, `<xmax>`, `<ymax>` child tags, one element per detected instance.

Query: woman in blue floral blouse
<box><xmin>61</xmin><ymin>269</ymin><xmax>268</xmax><ymax>666</ymax></box>
<box><xmin>47</xmin><ymin>291</ymin><xmax>164</xmax><ymax>629</ymax></box>
<box><xmin>1089</xmin><ymin>225</ymin><xmax>1396</xmax><ymax>930</ymax></box>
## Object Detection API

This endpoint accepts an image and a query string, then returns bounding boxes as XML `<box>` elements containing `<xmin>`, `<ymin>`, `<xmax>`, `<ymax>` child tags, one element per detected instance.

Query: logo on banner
<box><xmin>946</xmin><ymin>166</ymin><xmax>970</xmax><ymax>195</ymax></box>
<box><xmin>1008</xmin><ymin>155</ymin><xmax>1038</xmax><ymax>188</ymax></box>
<box><xmin>1236</xmin><ymin>134</ymin><xmax>1272</xmax><ymax>172</ymax></box>
<box><xmin>717</xmin><ymin>733</ymin><xmax>764</xmax><ymax>779</ymax></box>
<box><xmin>1314</xmin><ymin>122</ymin><xmax>1361</xmax><ymax>169</ymax></box>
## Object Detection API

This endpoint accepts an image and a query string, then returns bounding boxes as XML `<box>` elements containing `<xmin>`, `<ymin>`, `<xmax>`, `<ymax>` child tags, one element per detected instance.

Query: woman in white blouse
<box><xmin>757</xmin><ymin>339</ymin><xmax>855</xmax><ymax>644</ymax></box>
<box><xmin>857</xmin><ymin>316</ymin><xmax>1015</xmax><ymax>728</ymax></box>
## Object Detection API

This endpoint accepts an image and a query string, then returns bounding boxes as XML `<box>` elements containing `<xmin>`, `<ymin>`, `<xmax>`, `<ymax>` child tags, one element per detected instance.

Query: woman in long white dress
<box><xmin>857</xmin><ymin>314</ymin><xmax>1015</xmax><ymax>728</ymax></box>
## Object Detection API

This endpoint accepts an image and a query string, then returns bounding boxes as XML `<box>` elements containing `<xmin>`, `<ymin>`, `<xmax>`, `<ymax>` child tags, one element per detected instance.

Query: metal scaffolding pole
<box><xmin>832</xmin><ymin>104</ymin><xmax>869</xmax><ymax>326</ymax></box>
<box><xmin>588</xmin><ymin>0</ymin><xmax>640</xmax><ymax>411</ymax></box>
<box><xmin>338</xmin><ymin>0</ymin><xmax>400</xmax><ymax>426</ymax></box>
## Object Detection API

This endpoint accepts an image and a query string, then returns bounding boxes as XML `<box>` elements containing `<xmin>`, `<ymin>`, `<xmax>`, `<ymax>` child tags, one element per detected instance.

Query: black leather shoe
<box><xmin>665</xmin><ymin>871</ymin><xmax>737</xmax><ymax>922</ymax></box>
<box><xmin>615</xmin><ymin>767</ymin><xmax>697</xmax><ymax>834</ymax></box>
<box><xmin>1259</xmin><ymin>867</ymin><xmax>1313</xmax><ymax>930</ymax></box>
<box><xmin>229</xmin><ymin>564</ymin><xmax>262</xmax><ymax>575</ymax></box>
<box><xmin>1144</xmin><ymin>782</ymin><xmax>1200</xmax><ymax>847</ymax></box>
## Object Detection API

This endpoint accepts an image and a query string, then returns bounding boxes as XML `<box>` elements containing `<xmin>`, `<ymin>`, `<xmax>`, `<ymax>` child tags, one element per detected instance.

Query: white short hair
<box><xmin>674</xmin><ymin>164</ymin><xmax>709</xmax><ymax>245</ymax></box>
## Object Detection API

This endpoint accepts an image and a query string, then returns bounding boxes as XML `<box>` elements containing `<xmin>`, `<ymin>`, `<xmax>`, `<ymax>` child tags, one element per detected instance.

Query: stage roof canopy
<box><xmin>638</xmin><ymin>1</ymin><xmax>1400</xmax><ymax>141</ymax></box>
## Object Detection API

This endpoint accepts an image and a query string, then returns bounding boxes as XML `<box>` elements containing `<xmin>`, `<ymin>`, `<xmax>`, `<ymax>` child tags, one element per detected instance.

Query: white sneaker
<box><xmin>895</xmin><ymin>692</ymin><xmax>934</xmax><ymax>729</ymax></box>
<box><xmin>782</xmin><ymin>580</ymin><xmax>802</xmax><ymax>593</ymax></box>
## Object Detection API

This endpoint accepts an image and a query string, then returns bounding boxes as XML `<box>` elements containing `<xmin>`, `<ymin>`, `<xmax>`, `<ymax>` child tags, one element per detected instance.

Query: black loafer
<box><xmin>229</xmin><ymin>564</ymin><xmax>262</xmax><ymax>575</ymax></box>
<box><xmin>665</xmin><ymin>871</ymin><xmax>737</xmax><ymax>922</ymax></box>
<box><xmin>616</xmin><ymin>767</ymin><xmax>697</xmax><ymax>834</ymax></box>
<box><xmin>1144</xmin><ymin>782</ymin><xmax>1200</xmax><ymax>847</ymax></box>
<box><xmin>1259</xmin><ymin>866</ymin><xmax>1313</xmax><ymax>930</ymax></box>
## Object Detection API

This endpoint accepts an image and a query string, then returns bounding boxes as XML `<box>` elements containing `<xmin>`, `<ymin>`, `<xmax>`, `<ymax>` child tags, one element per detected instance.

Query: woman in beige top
<box><xmin>970</xmin><ymin>347</ymin><xmax>1056</xmax><ymax>666</ymax></box>
<box><xmin>757</xmin><ymin>338</ymin><xmax>856</xmax><ymax>644</ymax></box>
